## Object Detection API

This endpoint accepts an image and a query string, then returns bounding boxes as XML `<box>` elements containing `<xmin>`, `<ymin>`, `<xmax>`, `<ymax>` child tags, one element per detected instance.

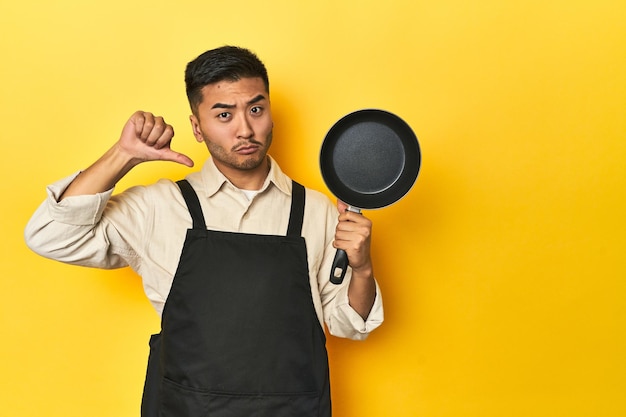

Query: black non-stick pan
<box><xmin>320</xmin><ymin>109</ymin><xmax>421</xmax><ymax>284</ymax></box>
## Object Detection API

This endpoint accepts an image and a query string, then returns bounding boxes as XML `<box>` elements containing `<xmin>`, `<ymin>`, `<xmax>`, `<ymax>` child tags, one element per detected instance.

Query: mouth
<box><xmin>234</xmin><ymin>141</ymin><xmax>262</xmax><ymax>155</ymax></box>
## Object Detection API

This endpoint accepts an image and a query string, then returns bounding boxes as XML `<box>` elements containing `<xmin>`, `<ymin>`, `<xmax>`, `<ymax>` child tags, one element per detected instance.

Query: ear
<box><xmin>189</xmin><ymin>115</ymin><xmax>204</xmax><ymax>143</ymax></box>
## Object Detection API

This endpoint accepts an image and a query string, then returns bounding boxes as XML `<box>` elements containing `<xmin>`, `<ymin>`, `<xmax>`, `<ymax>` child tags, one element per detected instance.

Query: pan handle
<box><xmin>330</xmin><ymin>249</ymin><xmax>349</xmax><ymax>284</ymax></box>
<box><xmin>330</xmin><ymin>206</ymin><xmax>362</xmax><ymax>284</ymax></box>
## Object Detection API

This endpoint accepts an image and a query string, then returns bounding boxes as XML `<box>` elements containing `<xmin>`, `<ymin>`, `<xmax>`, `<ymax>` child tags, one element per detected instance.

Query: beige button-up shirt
<box><xmin>25</xmin><ymin>157</ymin><xmax>383</xmax><ymax>340</ymax></box>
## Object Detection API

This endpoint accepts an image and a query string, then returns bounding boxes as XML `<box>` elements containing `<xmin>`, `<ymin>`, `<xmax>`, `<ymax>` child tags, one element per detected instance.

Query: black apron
<box><xmin>141</xmin><ymin>179</ymin><xmax>331</xmax><ymax>417</ymax></box>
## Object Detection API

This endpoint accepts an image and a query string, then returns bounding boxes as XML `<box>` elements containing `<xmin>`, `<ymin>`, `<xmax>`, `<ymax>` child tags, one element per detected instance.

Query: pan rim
<box><xmin>320</xmin><ymin>108</ymin><xmax>421</xmax><ymax>209</ymax></box>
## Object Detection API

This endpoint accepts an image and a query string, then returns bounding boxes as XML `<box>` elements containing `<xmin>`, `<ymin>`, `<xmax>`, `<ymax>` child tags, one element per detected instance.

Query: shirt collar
<box><xmin>199</xmin><ymin>155</ymin><xmax>292</xmax><ymax>198</ymax></box>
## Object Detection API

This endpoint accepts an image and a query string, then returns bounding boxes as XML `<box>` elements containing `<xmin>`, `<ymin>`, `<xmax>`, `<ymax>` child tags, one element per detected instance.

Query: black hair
<box><xmin>185</xmin><ymin>46</ymin><xmax>269</xmax><ymax>114</ymax></box>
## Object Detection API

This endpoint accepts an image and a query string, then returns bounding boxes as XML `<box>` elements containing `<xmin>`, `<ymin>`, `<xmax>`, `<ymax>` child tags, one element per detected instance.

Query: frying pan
<box><xmin>320</xmin><ymin>109</ymin><xmax>421</xmax><ymax>284</ymax></box>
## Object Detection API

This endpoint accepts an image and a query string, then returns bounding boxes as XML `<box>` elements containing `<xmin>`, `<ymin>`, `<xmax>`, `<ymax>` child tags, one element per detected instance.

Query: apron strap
<box><xmin>176</xmin><ymin>179</ymin><xmax>305</xmax><ymax>236</ymax></box>
<box><xmin>176</xmin><ymin>179</ymin><xmax>206</xmax><ymax>230</ymax></box>
<box><xmin>287</xmin><ymin>181</ymin><xmax>305</xmax><ymax>237</ymax></box>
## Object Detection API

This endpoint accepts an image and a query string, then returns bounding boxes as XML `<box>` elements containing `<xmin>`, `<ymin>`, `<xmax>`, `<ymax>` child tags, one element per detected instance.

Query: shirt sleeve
<box><xmin>325</xmin><ymin>274</ymin><xmax>384</xmax><ymax>340</ymax></box>
<box><xmin>313</xmin><ymin>192</ymin><xmax>384</xmax><ymax>341</ymax></box>
<box><xmin>24</xmin><ymin>172</ymin><xmax>132</xmax><ymax>269</ymax></box>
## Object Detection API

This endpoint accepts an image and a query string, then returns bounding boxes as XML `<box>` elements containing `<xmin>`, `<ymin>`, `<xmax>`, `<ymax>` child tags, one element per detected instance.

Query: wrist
<box><xmin>351</xmin><ymin>263</ymin><xmax>373</xmax><ymax>280</ymax></box>
<box><xmin>110</xmin><ymin>142</ymin><xmax>143</xmax><ymax>170</ymax></box>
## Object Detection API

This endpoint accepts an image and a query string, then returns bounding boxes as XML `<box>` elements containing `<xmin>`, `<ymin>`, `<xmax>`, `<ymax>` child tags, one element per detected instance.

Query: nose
<box><xmin>236</xmin><ymin>114</ymin><xmax>254</xmax><ymax>139</ymax></box>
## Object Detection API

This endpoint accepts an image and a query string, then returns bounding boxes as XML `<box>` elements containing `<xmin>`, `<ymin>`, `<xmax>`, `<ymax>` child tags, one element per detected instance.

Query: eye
<box><xmin>250</xmin><ymin>106</ymin><xmax>263</xmax><ymax>115</ymax></box>
<box><xmin>217</xmin><ymin>112</ymin><xmax>231</xmax><ymax>120</ymax></box>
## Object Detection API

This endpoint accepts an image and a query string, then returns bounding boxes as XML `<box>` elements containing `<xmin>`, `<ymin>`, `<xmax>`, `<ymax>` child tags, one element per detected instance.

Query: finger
<box><xmin>144</xmin><ymin>116</ymin><xmax>167</xmax><ymax>146</ymax></box>
<box><xmin>137</xmin><ymin>112</ymin><xmax>155</xmax><ymax>141</ymax></box>
<box><xmin>131</xmin><ymin>111</ymin><xmax>146</xmax><ymax>138</ymax></box>
<box><xmin>335</xmin><ymin>218</ymin><xmax>372</xmax><ymax>245</ymax></box>
<box><xmin>338</xmin><ymin>212</ymin><xmax>367</xmax><ymax>231</ymax></box>
<box><xmin>151</xmin><ymin>124</ymin><xmax>175</xmax><ymax>150</ymax></box>
<box><xmin>159</xmin><ymin>148</ymin><xmax>194</xmax><ymax>167</ymax></box>
<box><xmin>334</xmin><ymin>226</ymin><xmax>371</xmax><ymax>252</ymax></box>
<box><xmin>335</xmin><ymin>225</ymin><xmax>369</xmax><ymax>242</ymax></box>
<box><xmin>335</xmin><ymin>218</ymin><xmax>357</xmax><ymax>233</ymax></box>
<box><xmin>337</xmin><ymin>199</ymin><xmax>348</xmax><ymax>213</ymax></box>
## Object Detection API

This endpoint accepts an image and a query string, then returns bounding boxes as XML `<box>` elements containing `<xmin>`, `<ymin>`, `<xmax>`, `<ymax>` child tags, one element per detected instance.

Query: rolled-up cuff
<box><xmin>328</xmin><ymin>280</ymin><xmax>384</xmax><ymax>340</ymax></box>
<box><xmin>46</xmin><ymin>171</ymin><xmax>114</xmax><ymax>225</ymax></box>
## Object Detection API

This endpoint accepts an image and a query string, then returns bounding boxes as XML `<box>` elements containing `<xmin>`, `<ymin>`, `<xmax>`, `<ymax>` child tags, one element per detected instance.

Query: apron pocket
<box><xmin>160</xmin><ymin>378</ymin><xmax>211</xmax><ymax>417</ymax></box>
<box><xmin>206</xmin><ymin>391</ymin><xmax>319</xmax><ymax>417</ymax></box>
<box><xmin>160</xmin><ymin>378</ymin><xmax>319</xmax><ymax>417</ymax></box>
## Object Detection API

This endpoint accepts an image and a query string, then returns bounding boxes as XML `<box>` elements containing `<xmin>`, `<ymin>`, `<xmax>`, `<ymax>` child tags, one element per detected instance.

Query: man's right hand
<box><xmin>60</xmin><ymin>111</ymin><xmax>193</xmax><ymax>200</ymax></box>
<box><xmin>119</xmin><ymin>111</ymin><xmax>194</xmax><ymax>168</ymax></box>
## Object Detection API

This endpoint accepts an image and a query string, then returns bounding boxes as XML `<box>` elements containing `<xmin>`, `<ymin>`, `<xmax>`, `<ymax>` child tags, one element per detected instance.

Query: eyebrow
<box><xmin>211</xmin><ymin>94</ymin><xmax>267</xmax><ymax>110</ymax></box>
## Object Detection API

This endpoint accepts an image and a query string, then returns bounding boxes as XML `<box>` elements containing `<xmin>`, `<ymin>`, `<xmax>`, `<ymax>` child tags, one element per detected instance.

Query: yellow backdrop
<box><xmin>2</xmin><ymin>0</ymin><xmax>625</xmax><ymax>416</ymax></box>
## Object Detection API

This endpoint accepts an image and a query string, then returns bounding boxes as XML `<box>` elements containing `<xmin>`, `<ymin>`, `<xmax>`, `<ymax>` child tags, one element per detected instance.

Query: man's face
<box><xmin>190</xmin><ymin>77</ymin><xmax>273</xmax><ymax>176</ymax></box>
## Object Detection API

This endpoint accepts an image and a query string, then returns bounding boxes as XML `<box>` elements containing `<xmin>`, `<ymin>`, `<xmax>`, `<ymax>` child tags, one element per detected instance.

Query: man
<box><xmin>25</xmin><ymin>46</ymin><xmax>383</xmax><ymax>417</ymax></box>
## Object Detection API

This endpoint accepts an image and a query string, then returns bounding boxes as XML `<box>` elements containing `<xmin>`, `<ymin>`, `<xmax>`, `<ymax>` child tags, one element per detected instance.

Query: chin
<box><xmin>239</xmin><ymin>154</ymin><xmax>268</xmax><ymax>170</ymax></box>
